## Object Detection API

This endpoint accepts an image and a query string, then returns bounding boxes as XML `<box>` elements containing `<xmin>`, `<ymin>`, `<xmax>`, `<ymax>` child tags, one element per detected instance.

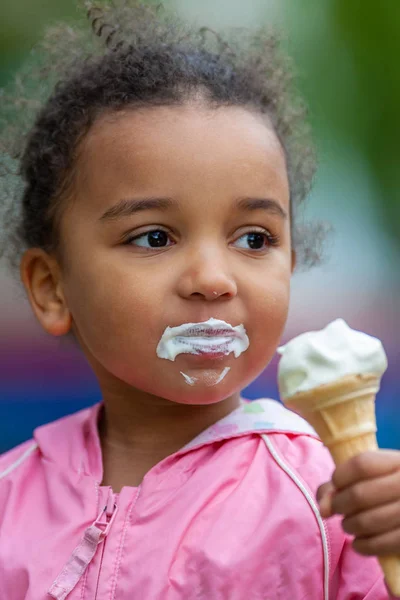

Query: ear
<box><xmin>291</xmin><ymin>249</ymin><xmax>297</xmax><ymax>274</ymax></box>
<box><xmin>20</xmin><ymin>248</ymin><xmax>72</xmax><ymax>337</ymax></box>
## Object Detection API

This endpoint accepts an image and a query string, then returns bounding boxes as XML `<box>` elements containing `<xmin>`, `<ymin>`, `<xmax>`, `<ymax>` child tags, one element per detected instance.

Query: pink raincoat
<box><xmin>0</xmin><ymin>398</ymin><xmax>396</xmax><ymax>599</ymax></box>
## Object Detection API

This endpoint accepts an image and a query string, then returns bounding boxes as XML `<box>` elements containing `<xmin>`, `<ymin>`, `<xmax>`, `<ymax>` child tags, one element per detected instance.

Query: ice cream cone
<box><xmin>284</xmin><ymin>373</ymin><xmax>379</xmax><ymax>463</ymax></box>
<box><xmin>284</xmin><ymin>372</ymin><xmax>400</xmax><ymax>596</ymax></box>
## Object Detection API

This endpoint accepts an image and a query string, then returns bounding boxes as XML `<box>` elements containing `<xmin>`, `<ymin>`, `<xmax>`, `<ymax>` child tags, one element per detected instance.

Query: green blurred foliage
<box><xmin>0</xmin><ymin>1</ymin><xmax>79</xmax><ymax>83</ymax></box>
<box><xmin>334</xmin><ymin>0</ymin><xmax>400</xmax><ymax>238</ymax></box>
<box><xmin>1</xmin><ymin>0</ymin><xmax>399</xmax><ymax>245</ymax></box>
<box><xmin>283</xmin><ymin>0</ymin><xmax>400</xmax><ymax>243</ymax></box>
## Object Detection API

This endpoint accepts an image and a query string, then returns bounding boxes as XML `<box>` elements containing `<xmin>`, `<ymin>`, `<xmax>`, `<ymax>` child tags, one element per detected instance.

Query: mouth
<box><xmin>179</xmin><ymin>328</ymin><xmax>239</xmax><ymax>338</ymax></box>
<box><xmin>156</xmin><ymin>318</ymin><xmax>250</xmax><ymax>362</ymax></box>
<box><xmin>178</xmin><ymin>337</ymin><xmax>237</xmax><ymax>357</ymax></box>
<box><xmin>172</xmin><ymin>320</ymin><xmax>238</xmax><ymax>337</ymax></box>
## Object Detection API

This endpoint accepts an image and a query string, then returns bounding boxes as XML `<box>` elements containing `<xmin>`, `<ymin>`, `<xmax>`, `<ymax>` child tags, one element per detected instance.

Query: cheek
<box><xmin>63</xmin><ymin>259</ymin><xmax>165</xmax><ymax>363</ymax></box>
<box><xmin>245</xmin><ymin>269</ymin><xmax>291</xmax><ymax>365</ymax></box>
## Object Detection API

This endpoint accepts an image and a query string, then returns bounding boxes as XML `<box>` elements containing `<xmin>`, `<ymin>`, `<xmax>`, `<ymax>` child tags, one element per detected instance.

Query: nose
<box><xmin>177</xmin><ymin>247</ymin><xmax>237</xmax><ymax>301</ymax></box>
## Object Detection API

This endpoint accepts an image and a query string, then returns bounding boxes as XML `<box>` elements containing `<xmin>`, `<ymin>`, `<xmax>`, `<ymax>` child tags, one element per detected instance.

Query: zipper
<box><xmin>48</xmin><ymin>489</ymin><xmax>118</xmax><ymax>600</ymax></box>
<box><xmin>94</xmin><ymin>490</ymin><xmax>119</xmax><ymax>598</ymax></box>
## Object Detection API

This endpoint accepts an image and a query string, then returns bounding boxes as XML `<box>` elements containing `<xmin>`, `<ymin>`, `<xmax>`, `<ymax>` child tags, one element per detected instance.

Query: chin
<box><xmin>159</xmin><ymin>379</ymin><xmax>239</xmax><ymax>406</ymax></box>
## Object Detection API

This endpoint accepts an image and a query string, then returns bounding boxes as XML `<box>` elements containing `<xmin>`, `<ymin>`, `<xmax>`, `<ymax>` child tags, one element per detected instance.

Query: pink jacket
<box><xmin>0</xmin><ymin>398</ymin><xmax>395</xmax><ymax>599</ymax></box>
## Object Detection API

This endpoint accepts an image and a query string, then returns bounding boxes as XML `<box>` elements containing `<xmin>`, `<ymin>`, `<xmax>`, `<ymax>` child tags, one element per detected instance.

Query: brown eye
<box><xmin>233</xmin><ymin>231</ymin><xmax>279</xmax><ymax>251</ymax></box>
<box><xmin>127</xmin><ymin>229</ymin><xmax>172</xmax><ymax>248</ymax></box>
<box><xmin>246</xmin><ymin>232</ymin><xmax>266</xmax><ymax>250</ymax></box>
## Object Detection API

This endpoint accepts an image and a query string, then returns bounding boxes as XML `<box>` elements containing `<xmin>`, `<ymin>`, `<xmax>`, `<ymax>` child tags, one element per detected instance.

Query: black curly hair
<box><xmin>0</xmin><ymin>0</ymin><xmax>329</xmax><ymax>279</ymax></box>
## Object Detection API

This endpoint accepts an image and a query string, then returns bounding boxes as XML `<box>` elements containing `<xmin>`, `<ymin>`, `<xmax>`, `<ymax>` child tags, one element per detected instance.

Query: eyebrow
<box><xmin>99</xmin><ymin>197</ymin><xmax>173</xmax><ymax>221</ymax></box>
<box><xmin>236</xmin><ymin>197</ymin><xmax>288</xmax><ymax>219</ymax></box>
<box><xmin>99</xmin><ymin>196</ymin><xmax>287</xmax><ymax>222</ymax></box>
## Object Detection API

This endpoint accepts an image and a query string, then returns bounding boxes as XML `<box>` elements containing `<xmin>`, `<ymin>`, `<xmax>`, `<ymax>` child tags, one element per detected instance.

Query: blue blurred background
<box><xmin>0</xmin><ymin>0</ymin><xmax>399</xmax><ymax>453</ymax></box>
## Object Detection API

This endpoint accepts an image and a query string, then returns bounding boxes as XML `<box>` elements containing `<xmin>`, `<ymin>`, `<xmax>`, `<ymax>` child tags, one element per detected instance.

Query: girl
<box><xmin>0</xmin><ymin>2</ymin><xmax>399</xmax><ymax>598</ymax></box>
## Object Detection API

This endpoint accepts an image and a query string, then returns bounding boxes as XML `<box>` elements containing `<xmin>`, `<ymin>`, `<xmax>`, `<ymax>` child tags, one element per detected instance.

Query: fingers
<box><xmin>332</xmin><ymin>470</ymin><xmax>400</xmax><ymax>517</ymax></box>
<box><xmin>317</xmin><ymin>482</ymin><xmax>336</xmax><ymax>518</ymax></box>
<box><xmin>343</xmin><ymin>500</ymin><xmax>400</xmax><ymax>537</ymax></box>
<box><xmin>352</xmin><ymin>528</ymin><xmax>400</xmax><ymax>557</ymax></box>
<box><xmin>318</xmin><ymin>451</ymin><xmax>400</xmax><ymax>562</ymax></box>
<box><xmin>332</xmin><ymin>450</ymin><xmax>400</xmax><ymax>490</ymax></box>
<box><xmin>316</xmin><ymin>481</ymin><xmax>335</xmax><ymax>503</ymax></box>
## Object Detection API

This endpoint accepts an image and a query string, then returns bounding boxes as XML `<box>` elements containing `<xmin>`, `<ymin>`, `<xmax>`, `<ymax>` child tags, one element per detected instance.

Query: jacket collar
<box><xmin>34</xmin><ymin>399</ymin><xmax>317</xmax><ymax>478</ymax></box>
<box><xmin>182</xmin><ymin>398</ymin><xmax>317</xmax><ymax>452</ymax></box>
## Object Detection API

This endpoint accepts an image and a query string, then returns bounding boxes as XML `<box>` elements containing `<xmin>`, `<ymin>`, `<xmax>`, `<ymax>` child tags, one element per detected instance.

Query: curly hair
<box><xmin>0</xmin><ymin>0</ymin><xmax>329</xmax><ymax>279</ymax></box>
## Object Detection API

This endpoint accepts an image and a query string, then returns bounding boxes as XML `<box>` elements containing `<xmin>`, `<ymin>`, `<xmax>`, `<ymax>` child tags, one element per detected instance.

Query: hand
<box><xmin>317</xmin><ymin>450</ymin><xmax>400</xmax><ymax>556</ymax></box>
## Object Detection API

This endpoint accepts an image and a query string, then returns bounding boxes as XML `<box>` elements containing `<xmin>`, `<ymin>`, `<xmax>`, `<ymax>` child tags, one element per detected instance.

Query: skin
<box><xmin>20</xmin><ymin>102</ymin><xmax>400</xmax><ymax>564</ymax></box>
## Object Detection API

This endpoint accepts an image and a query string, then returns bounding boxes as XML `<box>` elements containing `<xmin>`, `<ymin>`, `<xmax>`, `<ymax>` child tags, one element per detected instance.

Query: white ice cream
<box><xmin>180</xmin><ymin>366</ymin><xmax>231</xmax><ymax>387</ymax></box>
<box><xmin>157</xmin><ymin>318</ymin><xmax>249</xmax><ymax>361</ymax></box>
<box><xmin>180</xmin><ymin>372</ymin><xmax>197</xmax><ymax>386</ymax></box>
<box><xmin>277</xmin><ymin>318</ymin><xmax>388</xmax><ymax>400</ymax></box>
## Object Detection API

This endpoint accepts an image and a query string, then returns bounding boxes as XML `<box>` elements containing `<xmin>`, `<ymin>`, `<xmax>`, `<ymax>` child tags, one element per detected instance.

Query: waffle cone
<box><xmin>284</xmin><ymin>373</ymin><xmax>380</xmax><ymax>462</ymax></box>
<box><xmin>284</xmin><ymin>373</ymin><xmax>400</xmax><ymax>595</ymax></box>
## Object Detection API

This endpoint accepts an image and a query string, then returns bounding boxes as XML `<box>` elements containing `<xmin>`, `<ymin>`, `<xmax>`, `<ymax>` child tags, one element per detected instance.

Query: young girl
<box><xmin>1</xmin><ymin>2</ymin><xmax>399</xmax><ymax>599</ymax></box>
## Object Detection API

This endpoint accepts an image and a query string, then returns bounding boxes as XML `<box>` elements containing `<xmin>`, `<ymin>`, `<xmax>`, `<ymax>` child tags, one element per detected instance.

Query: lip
<box><xmin>179</xmin><ymin>329</ymin><xmax>238</xmax><ymax>338</ymax></box>
<box><xmin>180</xmin><ymin>351</ymin><xmax>228</xmax><ymax>362</ymax></box>
<box><xmin>178</xmin><ymin>339</ymin><xmax>234</xmax><ymax>360</ymax></box>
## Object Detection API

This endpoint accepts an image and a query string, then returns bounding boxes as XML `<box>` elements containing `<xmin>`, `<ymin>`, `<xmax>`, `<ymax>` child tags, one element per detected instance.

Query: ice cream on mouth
<box><xmin>156</xmin><ymin>317</ymin><xmax>249</xmax><ymax>362</ymax></box>
<box><xmin>277</xmin><ymin>318</ymin><xmax>400</xmax><ymax>594</ymax></box>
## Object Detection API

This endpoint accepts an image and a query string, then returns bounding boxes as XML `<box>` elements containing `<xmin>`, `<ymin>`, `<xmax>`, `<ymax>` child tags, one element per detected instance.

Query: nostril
<box><xmin>189</xmin><ymin>291</ymin><xmax>224</xmax><ymax>300</ymax></box>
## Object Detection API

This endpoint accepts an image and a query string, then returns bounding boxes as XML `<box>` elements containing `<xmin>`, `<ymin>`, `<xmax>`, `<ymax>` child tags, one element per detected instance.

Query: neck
<box><xmin>97</xmin><ymin>385</ymin><xmax>242</xmax><ymax>490</ymax></box>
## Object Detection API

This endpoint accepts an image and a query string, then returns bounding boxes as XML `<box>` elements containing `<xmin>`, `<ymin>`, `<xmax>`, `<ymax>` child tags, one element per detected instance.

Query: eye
<box><xmin>233</xmin><ymin>231</ymin><xmax>279</xmax><ymax>251</ymax></box>
<box><xmin>126</xmin><ymin>229</ymin><xmax>174</xmax><ymax>249</ymax></box>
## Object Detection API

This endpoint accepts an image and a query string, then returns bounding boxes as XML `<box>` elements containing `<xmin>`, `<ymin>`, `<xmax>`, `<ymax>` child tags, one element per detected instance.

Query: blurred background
<box><xmin>0</xmin><ymin>0</ymin><xmax>399</xmax><ymax>453</ymax></box>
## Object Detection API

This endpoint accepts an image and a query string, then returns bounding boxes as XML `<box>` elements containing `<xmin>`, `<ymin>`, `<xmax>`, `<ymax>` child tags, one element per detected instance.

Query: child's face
<box><xmin>50</xmin><ymin>104</ymin><xmax>294</xmax><ymax>404</ymax></box>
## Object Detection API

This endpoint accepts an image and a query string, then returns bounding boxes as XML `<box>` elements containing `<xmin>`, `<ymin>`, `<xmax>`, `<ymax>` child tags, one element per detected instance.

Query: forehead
<box><xmin>75</xmin><ymin>103</ymin><xmax>290</xmax><ymax>212</ymax></box>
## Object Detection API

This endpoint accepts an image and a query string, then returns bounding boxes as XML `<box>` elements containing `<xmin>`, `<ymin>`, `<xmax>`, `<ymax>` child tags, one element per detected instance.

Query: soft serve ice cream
<box><xmin>277</xmin><ymin>318</ymin><xmax>388</xmax><ymax>401</ymax></box>
<box><xmin>156</xmin><ymin>318</ymin><xmax>249</xmax><ymax>361</ymax></box>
